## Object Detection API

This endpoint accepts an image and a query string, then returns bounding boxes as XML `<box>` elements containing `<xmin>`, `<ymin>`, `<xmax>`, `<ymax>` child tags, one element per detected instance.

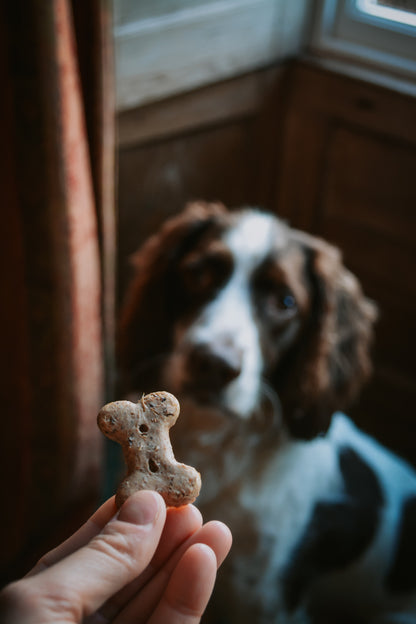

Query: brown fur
<box><xmin>276</xmin><ymin>230</ymin><xmax>377</xmax><ymax>437</ymax></box>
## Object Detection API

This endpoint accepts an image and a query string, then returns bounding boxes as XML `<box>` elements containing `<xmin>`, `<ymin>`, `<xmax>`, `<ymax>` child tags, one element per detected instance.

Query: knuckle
<box><xmin>88</xmin><ymin>522</ymin><xmax>142</xmax><ymax>574</ymax></box>
<box><xmin>166</xmin><ymin>593</ymin><xmax>203</xmax><ymax>619</ymax></box>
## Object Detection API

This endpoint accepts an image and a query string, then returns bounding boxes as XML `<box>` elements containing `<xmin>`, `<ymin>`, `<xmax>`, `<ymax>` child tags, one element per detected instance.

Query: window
<box><xmin>310</xmin><ymin>0</ymin><xmax>416</xmax><ymax>80</ymax></box>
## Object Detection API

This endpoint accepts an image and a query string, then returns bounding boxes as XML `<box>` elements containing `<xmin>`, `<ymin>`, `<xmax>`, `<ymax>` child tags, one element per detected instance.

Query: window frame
<box><xmin>310</xmin><ymin>0</ymin><xmax>416</xmax><ymax>80</ymax></box>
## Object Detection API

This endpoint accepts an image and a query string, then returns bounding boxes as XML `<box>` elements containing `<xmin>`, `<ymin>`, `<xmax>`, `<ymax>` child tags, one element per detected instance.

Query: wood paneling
<box><xmin>117</xmin><ymin>66</ymin><xmax>287</xmax><ymax>299</ymax></box>
<box><xmin>276</xmin><ymin>61</ymin><xmax>416</xmax><ymax>463</ymax></box>
<box><xmin>324</xmin><ymin>127</ymin><xmax>416</xmax><ymax>247</ymax></box>
<box><xmin>117</xmin><ymin>67</ymin><xmax>283</xmax><ymax>147</ymax></box>
<box><xmin>118</xmin><ymin>121</ymin><xmax>259</xmax><ymax>296</ymax></box>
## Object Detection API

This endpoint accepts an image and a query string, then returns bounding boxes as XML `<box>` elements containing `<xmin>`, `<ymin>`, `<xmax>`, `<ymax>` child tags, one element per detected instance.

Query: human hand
<box><xmin>0</xmin><ymin>490</ymin><xmax>232</xmax><ymax>623</ymax></box>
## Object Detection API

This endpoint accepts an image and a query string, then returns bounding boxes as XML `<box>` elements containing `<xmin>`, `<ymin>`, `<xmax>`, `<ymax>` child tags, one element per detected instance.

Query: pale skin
<box><xmin>0</xmin><ymin>490</ymin><xmax>232</xmax><ymax>623</ymax></box>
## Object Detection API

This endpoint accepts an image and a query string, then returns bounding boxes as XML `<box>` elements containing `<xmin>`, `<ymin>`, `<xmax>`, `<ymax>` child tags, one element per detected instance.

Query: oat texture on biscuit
<box><xmin>97</xmin><ymin>391</ymin><xmax>201</xmax><ymax>508</ymax></box>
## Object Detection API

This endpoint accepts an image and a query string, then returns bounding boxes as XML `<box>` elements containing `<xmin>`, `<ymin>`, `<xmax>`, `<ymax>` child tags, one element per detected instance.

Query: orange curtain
<box><xmin>0</xmin><ymin>0</ymin><xmax>115</xmax><ymax>584</ymax></box>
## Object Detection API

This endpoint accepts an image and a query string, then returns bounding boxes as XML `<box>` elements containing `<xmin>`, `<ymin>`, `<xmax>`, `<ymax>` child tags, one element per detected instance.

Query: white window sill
<box><xmin>114</xmin><ymin>0</ymin><xmax>312</xmax><ymax>111</ymax></box>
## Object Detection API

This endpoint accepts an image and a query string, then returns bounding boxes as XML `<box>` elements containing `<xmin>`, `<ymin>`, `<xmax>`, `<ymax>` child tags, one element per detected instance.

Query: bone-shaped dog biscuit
<box><xmin>97</xmin><ymin>391</ymin><xmax>201</xmax><ymax>508</ymax></box>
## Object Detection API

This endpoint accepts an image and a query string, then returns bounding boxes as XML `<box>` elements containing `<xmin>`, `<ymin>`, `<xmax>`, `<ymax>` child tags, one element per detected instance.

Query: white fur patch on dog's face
<box><xmin>215</xmin><ymin>212</ymin><xmax>280</xmax><ymax>416</ymax></box>
<box><xmin>165</xmin><ymin>211</ymin><xmax>283</xmax><ymax>418</ymax></box>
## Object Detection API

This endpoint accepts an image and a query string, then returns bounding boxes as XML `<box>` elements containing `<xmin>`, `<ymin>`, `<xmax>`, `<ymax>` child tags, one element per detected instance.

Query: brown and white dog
<box><xmin>119</xmin><ymin>201</ymin><xmax>416</xmax><ymax>624</ymax></box>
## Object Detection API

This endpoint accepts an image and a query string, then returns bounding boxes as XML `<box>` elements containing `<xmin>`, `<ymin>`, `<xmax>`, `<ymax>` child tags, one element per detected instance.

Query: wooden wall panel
<box><xmin>276</xmin><ymin>61</ymin><xmax>416</xmax><ymax>463</ymax></box>
<box><xmin>117</xmin><ymin>66</ymin><xmax>286</xmax><ymax>300</ymax></box>
<box><xmin>118</xmin><ymin>121</ymin><xmax>259</xmax><ymax>296</ymax></box>
<box><xmin>324</xmin><ymin>127</ymin><xmax>416</xmax><ymax>247</ymax></box>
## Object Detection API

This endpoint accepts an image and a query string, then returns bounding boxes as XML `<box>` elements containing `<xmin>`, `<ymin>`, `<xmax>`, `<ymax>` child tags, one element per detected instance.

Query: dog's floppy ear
<box><xmin>118</xmin><ymin>201</ymin><xmax>227</xmax><ymax>393</ymax></box>
<box><xmin>280</xmin><ymin>232</ymin><xmax>378</xmax><ymax>439</ymax></box>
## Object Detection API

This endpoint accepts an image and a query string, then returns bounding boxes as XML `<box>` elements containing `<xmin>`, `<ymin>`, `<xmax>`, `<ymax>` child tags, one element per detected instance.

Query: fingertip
<box><xmin>209</xmin><ymin>520</ymin><xmax>233</xmax><ymax>542</ymax></box>
<box><xmin>167</xmin><ymin>502</ymin><xmax>203</xmax><ymax>525</ymax></box>
<box><xmin>204</xmin><ymin>520</ymin><xmax>233</xmax><ymax>567</ymax></box>
<box><xmin>189</xmin><ymin>503</ymin><xmax>203</xmax><ymax>522</ymax></box>
<box><xmin>117</xmin><ymin>491</ymin><xmax>166</xmax><ymax>527</ymax></box>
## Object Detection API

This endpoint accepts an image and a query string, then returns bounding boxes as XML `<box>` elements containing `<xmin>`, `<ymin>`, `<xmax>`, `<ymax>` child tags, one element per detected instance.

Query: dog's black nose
<box><xmin>187</xmin><ymin>341</ymin><xmax>242</xmax><ymax>389</ymax></box>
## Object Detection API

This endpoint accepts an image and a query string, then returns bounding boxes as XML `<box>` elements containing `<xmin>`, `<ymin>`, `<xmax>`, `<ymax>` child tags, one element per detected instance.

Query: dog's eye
<box><xmin>179</xmin><ymin>255</ymin><xmax>229</xmax><ymax>296</ymax></box>
<box><xmin>259</xmin><ymin>283</ymin><xmax>298</xmax><ymax>322</ymax></box>
<box><xmin>254</xmin><ymin>269</ymin><xmax>298</xmax><ymax>320</ymax></box>
<box><xmin>269</xmin><ymin>289</ymin><xmax>297</xmax><ymax>315</ymax></box>
<box><xmin>279</xmin><ymin>293</ymin><xmax>296</xmax><ymax>311</ymax></box>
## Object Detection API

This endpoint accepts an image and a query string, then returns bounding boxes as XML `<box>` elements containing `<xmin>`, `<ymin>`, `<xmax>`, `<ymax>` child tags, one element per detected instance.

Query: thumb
<box><xmin>32</xmin><ymin>491</ymin><xmax>166</xmax><ymax>620</ymax></box>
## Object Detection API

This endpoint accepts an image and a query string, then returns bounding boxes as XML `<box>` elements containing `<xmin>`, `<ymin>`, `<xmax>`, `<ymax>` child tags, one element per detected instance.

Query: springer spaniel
<box><xmin>119</xmin><ymin>201</ymin><xmax>416</xmax><ymax>624</ymax></box>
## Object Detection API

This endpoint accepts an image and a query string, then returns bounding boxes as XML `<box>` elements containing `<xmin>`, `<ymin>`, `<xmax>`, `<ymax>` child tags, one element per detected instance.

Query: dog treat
<box><xmin>97</xmin><ymin>391</ymin><xmax>201</xmax><ymax>508</ymax></box>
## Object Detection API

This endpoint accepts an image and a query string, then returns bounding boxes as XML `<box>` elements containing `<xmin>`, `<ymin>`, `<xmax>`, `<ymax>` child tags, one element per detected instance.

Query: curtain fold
<box><xmin>0</xmin><ymin>0</ymin><xmax>115</xmax><ymax>584</ymax></box>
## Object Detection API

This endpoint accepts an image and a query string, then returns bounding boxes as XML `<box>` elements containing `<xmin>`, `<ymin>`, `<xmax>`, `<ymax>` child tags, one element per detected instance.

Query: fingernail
<box><xmin>118</xmin><ymin>491</ymin><xmax>162</xmax><ymax>526</ymax></box>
